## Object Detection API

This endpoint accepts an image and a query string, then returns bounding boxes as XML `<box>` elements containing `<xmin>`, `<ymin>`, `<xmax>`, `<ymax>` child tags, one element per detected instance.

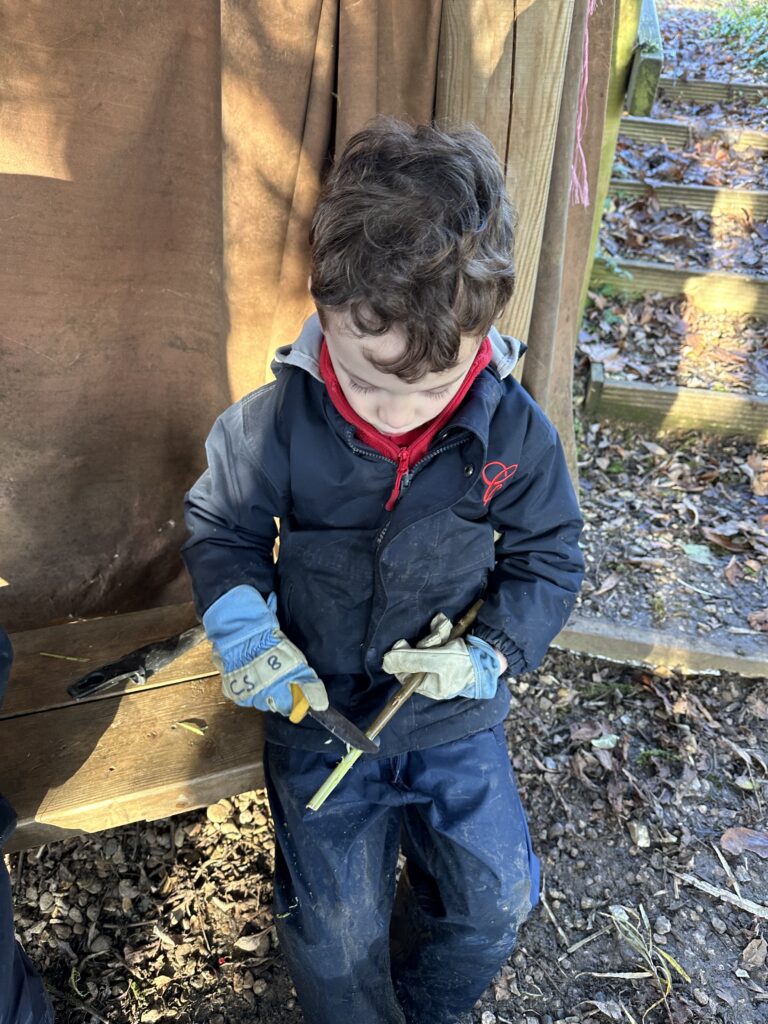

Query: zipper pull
<box><xmin>385</xmin><ymin>449</ymin><xmax>411</xmax><ymax>511</ymax></box>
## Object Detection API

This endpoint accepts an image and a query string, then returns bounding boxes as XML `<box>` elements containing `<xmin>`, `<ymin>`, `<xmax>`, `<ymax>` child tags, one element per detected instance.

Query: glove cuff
<box><xmin>470</xmin><ymin>626</ymin><xmax>527</xmax><ymax>674</ymax></box>
<box><xmin>203</xmin><ymin>585</ymin><xmax>278</xmax><ymax>653</ymax></box>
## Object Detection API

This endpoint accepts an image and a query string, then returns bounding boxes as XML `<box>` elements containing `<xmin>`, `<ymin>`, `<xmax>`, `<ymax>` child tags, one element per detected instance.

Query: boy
<box><xmin>182</xmin><ymin>119</ymin><xmax>583</xmax><ymax>1024</ymax></box>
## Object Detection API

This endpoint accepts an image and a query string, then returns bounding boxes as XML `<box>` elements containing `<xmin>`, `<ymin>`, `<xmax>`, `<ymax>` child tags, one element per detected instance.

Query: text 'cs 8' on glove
<box><xmin>202</xmin><ymin>585</ymin><xmax>328</xmax><ymax>715</ymax></box>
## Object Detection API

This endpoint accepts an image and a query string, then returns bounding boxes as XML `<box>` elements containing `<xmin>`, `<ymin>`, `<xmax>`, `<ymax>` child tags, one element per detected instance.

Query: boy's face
<box><xmin>322</xmin><ymin>310</ymin><xmax>481</xmax><ymax>436</ymax></box>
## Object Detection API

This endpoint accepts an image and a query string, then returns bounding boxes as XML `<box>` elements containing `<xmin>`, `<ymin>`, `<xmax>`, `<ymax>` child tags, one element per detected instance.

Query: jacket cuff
<box><xmin>470</xmin><ymin>625</ymin><xmax>527</xmax><ymax>674</ymax></box>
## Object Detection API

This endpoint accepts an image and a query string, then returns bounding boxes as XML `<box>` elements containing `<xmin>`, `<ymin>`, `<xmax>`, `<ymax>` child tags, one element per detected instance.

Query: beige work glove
<box><xmin>382</xmin><ymin>613</ymin><xmax>502</xmax><ymax>701</ymax></box>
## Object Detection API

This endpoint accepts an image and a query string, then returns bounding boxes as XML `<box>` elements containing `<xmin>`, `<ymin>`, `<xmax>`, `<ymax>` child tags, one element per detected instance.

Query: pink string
<box><xmin>570</xmin><ymin>0</ymin><xmax>600</xmax><ymax>206</ymax></box>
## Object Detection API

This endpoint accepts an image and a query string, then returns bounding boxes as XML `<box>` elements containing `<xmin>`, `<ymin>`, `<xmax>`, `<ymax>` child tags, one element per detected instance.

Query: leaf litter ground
<box><xmin>574</xmin><ymin>420</ymin><xmax>768</xmax><ymax>661</ymax></box>
<box><xmin>579</xmin><ymin>292</ymin><xmax>768</xmax><ymax>395</ymax></box>
<box><xmin>6</xmin><ymin>655</ymin><xmax>768</xmax><ymax>1024</ymax></box>
<box><xmin>601</xmin><ymin>196</ymin><xmax>768</xmax><ymax>278</ymax></box>
<box><xmin>657</xmin><ymin>0</ymin><xmax>768</xmax><ymax>86</ymax></box>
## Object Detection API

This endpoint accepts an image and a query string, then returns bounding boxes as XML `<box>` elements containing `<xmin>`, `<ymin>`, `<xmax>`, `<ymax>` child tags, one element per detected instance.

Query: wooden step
<box><xmin>620</xmin><ymin>115</ymin><xmax>768</xmax><ymax>153</ymax></box>
<box><xmin>556</xmin><ymin>613</ymin><xmax>767</xmax><ymax>680</ymax></box>
<box><xmin>658</xmin><ymin>76</ymin><xmax>768</xmax><ymax>106</ymax></box>
<box><xmin>584</xmin><ymin>362</ymin><xmax>768</xmax><ymax>443</ymax></box>
<box><xmin>591</xmin><ymin>256</ymin><xmax>768</xmax><ymax>316</ymax></box>
<box><xmin>608</xmin><ymin>179</ymin><xmax>768</xmax><ymax>219</ymax></box>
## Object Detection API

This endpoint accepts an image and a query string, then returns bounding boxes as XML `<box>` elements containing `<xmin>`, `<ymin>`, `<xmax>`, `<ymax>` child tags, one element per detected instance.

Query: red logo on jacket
<box><xmin>482</xmin><ymin>461</ymin><xmax>518</xmax><ymax>505</ymax></box>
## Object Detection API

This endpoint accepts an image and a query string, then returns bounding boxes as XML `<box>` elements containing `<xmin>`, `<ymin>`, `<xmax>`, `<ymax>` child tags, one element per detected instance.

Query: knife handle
<box><xmin>289</xmin><ymin>683</ymin><xmax>310</xmax><ymax>724</ymax></box>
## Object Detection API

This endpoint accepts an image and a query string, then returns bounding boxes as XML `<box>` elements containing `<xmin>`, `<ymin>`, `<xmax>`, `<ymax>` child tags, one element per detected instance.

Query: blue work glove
<box><xmin>202</xmin><ymin>585</ymin><xmax>328</xmax><ymax>715</ymax></box>
<box><xmin>382</xmin><ymin>613</ymin><xmax>502</xmax><ymax>701</ymax></box>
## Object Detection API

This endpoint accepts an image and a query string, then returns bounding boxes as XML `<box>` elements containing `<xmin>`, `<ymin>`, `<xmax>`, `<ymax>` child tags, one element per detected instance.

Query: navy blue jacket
<box><xmin>182</xmin><ymin>315</ymin><xmax>584</xmax><ymax>756</ymax></box>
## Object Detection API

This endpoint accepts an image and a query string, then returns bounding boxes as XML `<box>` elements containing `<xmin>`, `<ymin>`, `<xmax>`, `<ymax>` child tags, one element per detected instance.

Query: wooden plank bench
<box><xmin>5</xmin><ymin>600</ymin><xmax>764</xmax><ymax>856</ymax></box>
<box><xmin>1</xmin><ymin>605</ymin><xmax>264</xmax><ymax>853</ymax></box>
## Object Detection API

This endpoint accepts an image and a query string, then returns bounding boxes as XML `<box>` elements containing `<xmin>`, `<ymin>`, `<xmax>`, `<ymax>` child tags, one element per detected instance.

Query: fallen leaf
<box><xmin>747</xmin><ymin>609</ymin><xmax>768</xmax><ymax>632</ymax></box>
<box><xmin>570</xmin><ymin>719</ymin><xmax>603</xmax><ymax>742</ymax></box>
<box><xmin>701</xmin><ymin>527</ymin><xmax>750</xmax><ymax>553</ymax></box>
<box><xmin>742</xmin><ymin>937</ymin><xmax>767</xmax><ymax>970</ymax></box>
<box><xmin>683</xmin><ymin>543</ymin><xmax>719</xmax><ymax>566</ymax></box>
<box><xmin>594</xmin><ymin>572</ymin><xmax>621</xmax><ymax>597</ymax></box>
<box><xmin>724</xmin><ymin>556</ymin><xmax>743</xmax><ymax>587</ymax></box>
<box><xmin>746</xmin><ymin>453</ymin><xmax>768</xmax><ymax>496</ymax></box>
<box><xmin>720</xmin><ymin>827</ymin><xmax>768</xmax><ymax>859</ymax></box>
<box><xmin>592</xmin><ymin>733</ymin><xmax>620</xmax><ymax>750</ymax></box>
<box><xmin>234</xmin><ymin>931</ymin><xmax>271</xmax><ymax>956</ymax></box>
<box><xmin>581</xmin><ymin>999</ymin><xmax>623</xmax><ymax>1022</ymax></box>
<box><xmin>0</xmin><ymin>577</ymin><xmax>8</xmax><ymax>588</ymax></box>
<box><xmin>746</xmin><ymin>694</ymin><xmax>768</xmax><ymax>720</ymax></box>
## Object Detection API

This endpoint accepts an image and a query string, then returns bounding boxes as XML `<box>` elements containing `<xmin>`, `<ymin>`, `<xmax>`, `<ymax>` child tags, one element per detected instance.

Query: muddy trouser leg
<box><xmin>389</xmin><ymin>725</ymin><xmax>541</xmax><ymax>1024</ymax></box>
<box><xmin>263</xmin><ymin>742</ymin><xmax>407</xmax><ymax>1024</ymax></box>
<box><xmin>0</xmin><ymin>799</ymin><xmax>56</xmax><ymax>1024</ymax></box>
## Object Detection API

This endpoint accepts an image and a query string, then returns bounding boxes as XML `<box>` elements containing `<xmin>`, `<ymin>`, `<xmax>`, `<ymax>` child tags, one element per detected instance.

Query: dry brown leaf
<box><xmin>724</xmin><ymin>556</ymin><xmax>743</xmax><ymax>587</ymax></box>
<box><xmin>720</xmin><ymin>827</ymin><xmax>768</xmax><ymax>859</ymax></box>
<box><xmin>593</xmin><ymin>572</ymin><xmax>621</xmax><ymax>597</ymax></box>
<box><xmin>742</xmin><ymin>937</ymin><xmax>767</xmax><ymax>970</ymax></box>
<box><xmin>570</xmin><ymin>719</ymin><xmax>603</xmax><ymax>743</ymax></box>
<box><xmin>747</xmin><ymin>608</ymin><xmax>768</xmax><ymax>632</ymax></box>
<box><xmin>747</xmin><ymin>452</ymin><xmax>768</xmax><ymax>497</ymax></box>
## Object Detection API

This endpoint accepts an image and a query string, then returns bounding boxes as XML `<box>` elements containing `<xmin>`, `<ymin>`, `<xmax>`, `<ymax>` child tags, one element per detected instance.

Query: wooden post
<box><xmin>581</xmin><ymin>0</ymin><xmax>643</xmax><ymax>317</ymax></box>
<box><xmin>521</xmin><ymin>0</ymin><xmax>589</xmax><ymax>444</ymax></box>
<box><xmin>625</xmin><ymin>0</ymin><xmax>663</xmax><ymax>116</ymax></box>
<box><xmin>435</xmin><ymin>0</ymin><xmax>576</xmax><ymax>355</ymax></box>
<box><xmin>524</xmin><ymin>0</ymin><xmax>617</xmax><ymax>479</ymax></box>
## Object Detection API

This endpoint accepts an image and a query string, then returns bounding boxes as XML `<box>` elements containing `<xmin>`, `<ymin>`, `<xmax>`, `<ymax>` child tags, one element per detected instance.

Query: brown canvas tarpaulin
<box><xmin>0</xmin><ymin>1</ymin><xmax>443</xmax><ymax>631</ymax></box>
<box><xmin>1</xmin><ymin>3</ymin><xmax>227</xmax><ymax>631</ymax></box>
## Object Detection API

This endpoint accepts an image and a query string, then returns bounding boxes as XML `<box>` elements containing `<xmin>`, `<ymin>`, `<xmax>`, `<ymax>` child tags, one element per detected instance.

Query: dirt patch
<box><xmin>7</xmin><ymin>651</ymin><xmax>768</xmax><ymax>1024</ymax></box>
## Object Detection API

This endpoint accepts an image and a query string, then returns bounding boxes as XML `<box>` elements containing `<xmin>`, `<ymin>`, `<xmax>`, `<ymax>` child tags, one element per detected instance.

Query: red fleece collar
<box><xmin>319</xmin><ymin>336</ymin><xmax>492</xmax><ymax>510</ymax></box>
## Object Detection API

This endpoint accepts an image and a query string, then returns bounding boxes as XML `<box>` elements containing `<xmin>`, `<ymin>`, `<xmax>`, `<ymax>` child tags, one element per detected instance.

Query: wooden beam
<box><xmin>3</xmin><ymin>675</ymin><xmax>265</xmax><ymax>853</ymax></box>
<box><xmin>591</xmin><ymin>257</ymin><xmax>768</xmax><ymax>316</ymax></box>
<box><xmin>620</xmin><ymin>115</ymin><xmax>768</xmax><ymax>153</ymax></box>
<box><xmin>436</xmin><ymin>0</ymin><xmax>576</xmax><ymax>349</ymax></box>
<box><xmin>501</xmin><ymin>0</ymin><xmax>575</xmax><ymax>346</ymax></box>
<box><xmin>585</xmin><ymin>362</ymin><xmax>768</xmax><ymax>443</ymax></box>
<box><xmin>625</xmin><ymin>0</ymin><xmax>663</xmax><ymax>117</ymax></box>
<box><xmin>609</xmin><ymin>179</ymin><xmax>768</xmax><ymax>219</ymax></box>
<box><xmin>3</xmin><ymin>603</ymin><xmax>214</xmax><ymax>719</ymax></box>
<box><xmin>554</xmin><ymin>613</ymin><xmax>768</xmax><ymax>678</ymax></box>
<box><xmin>658</xmin><ymin>76</ymin><xmax>768</xmax><ymax>106</ymax></box>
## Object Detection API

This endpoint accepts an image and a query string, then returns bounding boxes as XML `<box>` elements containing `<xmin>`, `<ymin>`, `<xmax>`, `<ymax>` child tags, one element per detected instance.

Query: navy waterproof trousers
<box><xmin>264</xmin><ymin>725</ymin><xmax>540</xmax><ymax>1024</ymax></box>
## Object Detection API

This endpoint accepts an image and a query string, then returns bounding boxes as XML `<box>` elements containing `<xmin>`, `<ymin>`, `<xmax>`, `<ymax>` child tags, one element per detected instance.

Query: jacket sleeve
<box><xmin>181</xmin><ymin>389</ymin><xmax>289</xmax><ymax>617</ymax></box>
<box><xmin>472</xmin><ymin>417</ymin><xmax>584</xmax><ymax>675</ymax></box>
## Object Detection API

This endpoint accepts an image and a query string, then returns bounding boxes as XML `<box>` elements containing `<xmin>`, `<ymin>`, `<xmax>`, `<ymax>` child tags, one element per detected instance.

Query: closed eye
<box><xmin>348</xmin><ymin>379</ymin><xmax>375</xmax><ymax>395</ymax></box>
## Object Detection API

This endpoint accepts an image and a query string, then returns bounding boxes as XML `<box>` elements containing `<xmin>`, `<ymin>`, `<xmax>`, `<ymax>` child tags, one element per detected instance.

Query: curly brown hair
<box><xmin>309</xmin><ymin>117</ymin><xmax>516</xmax><ymax>382</ymax></box>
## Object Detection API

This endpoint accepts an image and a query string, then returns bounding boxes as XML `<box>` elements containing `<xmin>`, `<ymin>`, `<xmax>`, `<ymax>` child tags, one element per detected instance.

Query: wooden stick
<box><xmin>306</xmin><ymin>601</ymin><xmax>483</xmax><ymax>811</ymax></box>
<box><xmin>672</xmin><ymin>871</ymin><xmax>768</xmax><ymax>920</ymax></box>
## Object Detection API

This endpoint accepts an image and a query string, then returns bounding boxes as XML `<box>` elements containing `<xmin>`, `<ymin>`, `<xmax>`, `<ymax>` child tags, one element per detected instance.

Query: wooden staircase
<box><xmin>571</xmin><ymin>28</ymin><xmax>768</xmax><ymax>677</ymax></box>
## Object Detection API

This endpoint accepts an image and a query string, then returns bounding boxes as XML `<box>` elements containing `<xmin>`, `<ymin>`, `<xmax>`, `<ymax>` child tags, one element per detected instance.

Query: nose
<box><xmin>377</xmin><ymin>398</ymin><xmax>414</xmax><ymax>431</ymax></box>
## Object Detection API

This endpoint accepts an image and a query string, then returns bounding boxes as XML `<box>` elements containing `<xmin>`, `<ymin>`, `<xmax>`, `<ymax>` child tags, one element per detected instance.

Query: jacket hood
<box><xmin>271</xmin><ymin>313</ymin><xmax>526</xmax><ymax>382</ymax></box>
